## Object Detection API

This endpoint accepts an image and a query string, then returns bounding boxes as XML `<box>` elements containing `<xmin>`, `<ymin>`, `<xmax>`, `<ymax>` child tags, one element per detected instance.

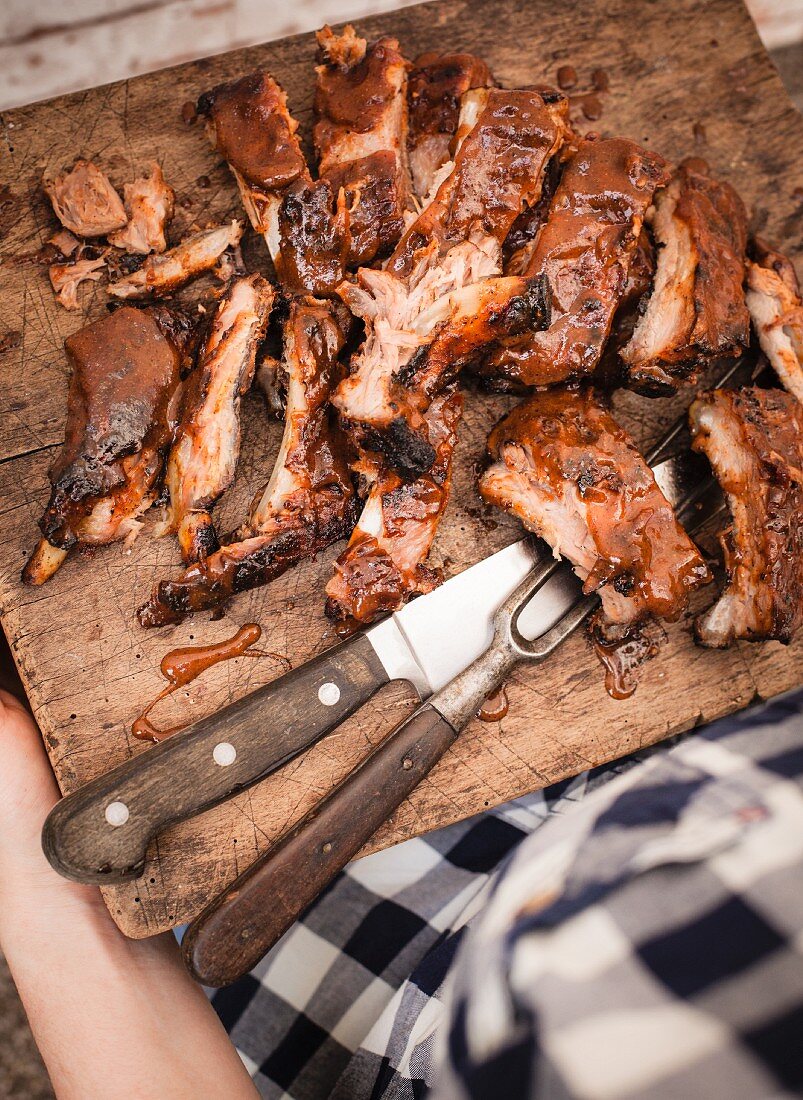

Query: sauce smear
<box><xmin>589</xmin><ymin>616</ymin><xmax>668</xmax><ymax>700</ymax></box>
<box><xmin>132</xmin><ymin>623</ymin><xmax>283</xmax><ymax>742</ymax></box>
<box><xmin>477</xmin><ymin>685</ymin><xmax>509</xmax><ymax>722</ymax></box>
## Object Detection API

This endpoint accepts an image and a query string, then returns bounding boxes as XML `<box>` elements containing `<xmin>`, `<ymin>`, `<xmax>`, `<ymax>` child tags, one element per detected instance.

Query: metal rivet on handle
<box><xmin>105</xmin><ymin>801</ymin><xmax>130</xmax><ymax>827</ymax></box>
<box><xmin>318</xmin><ymin>682</ymin><xmax>340</xmax><ymax>706</ymax></box>
<box><xmin>213</xmin><ymin>742</ymin><xmax>237</xmax><ymax>767</ymax></box>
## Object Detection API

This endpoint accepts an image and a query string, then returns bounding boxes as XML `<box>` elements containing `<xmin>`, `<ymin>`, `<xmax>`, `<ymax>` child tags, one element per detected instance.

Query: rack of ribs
<box><xmin>333</xmin><ymin>86</ymin><xmax>569</xmax><ymax>478</ymax></box>
<box><xmin>689</xmin><ymin>386</ymin><xmax>803</xmax><ymax>647</ymax></box>
<box><xmin>156</xmin><ymin>274</ymin><xmax>274</xmax><ymax>563</ymax></box>
<box><xmin>620</xmin><ymin>163</ymin><xmax>750</xmax><ymax>394</ymax></box>
<box><xmin>479</xmin><ymin>388</ymin><xmax>711</xmax><ymax>626</ymax></box>
<box><xmin>745</xmin><ymin>240</ymin><xmax>803</xmax><ymax>404</ymax></box>
<box><xmin>23</xmin><ymin>305</ymin><xmax>197</xmax><ymax>585</ymax></box>
<box><xmin>138</xmin><ymin>298</ymin><xmax>357</xmax><ymax>625</ymax></box>
<box><xmin>406</xmin><ymin>51</ymin><xmax>495</xmax><ymax>200</ymax></box>
<box><xmin>324</xmin><ymin>388</ymin><xmax>462</xmax><ymax>626</ymax></box>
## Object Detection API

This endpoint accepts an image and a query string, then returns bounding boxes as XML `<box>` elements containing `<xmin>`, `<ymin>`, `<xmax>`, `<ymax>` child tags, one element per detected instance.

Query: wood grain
<box><xmin>0</xmin><ymin>0</ymin><xmax>802</xmax><ymax>938</ymax></box>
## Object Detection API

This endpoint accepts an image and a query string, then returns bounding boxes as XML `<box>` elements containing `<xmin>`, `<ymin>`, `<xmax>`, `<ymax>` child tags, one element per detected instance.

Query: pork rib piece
<box><xmin>484</xmin><ymin>138</ymin><xmax>668</xmax><ymax>387</ymax></box>
<box><xmin>277</xmin><ymin>25</ymin><xmax>411</xmax><ymax>295</ymax></box>
<box><xmin>108</xmin><ymin>221</ymin><xmax>243</xmax><ymax>299</ymax></box>
<box><xmin>44</xmin><ymin>160</ymin><xmax>127</xmax><ymax>238</ymax></box>
<box><xmin>479</xmin><ymin>389</ymin><xmax>710</xmax><ymax>625</ymax></box>
<box><xmin>197</xmin><ymin>71</ymin><xmax>308</xmax><ymax>252</ymax></box>
<box><xmin>138</xmin><ymin>298</ymin><xmax>357</xmax><ymax>625</ymax></box>
<box><xmin>23</xmin><ymin>305</ymin><xmax>196</xmax><ymax>585</ymax></box>
<box><xmin>425</xmin><ymin>137</ymin><xmax>667</xmax><ymax>392</ymax></box>
<box><xmin>689</xmin><ymin>387</ymin><xmax>803</xmax><ymax>647</ymax></box>
<box><xmin>325</xmin><ymin>388</ymin><xmax>462</xmax><ymax>625</ymax></box>
<box><xmin>108</xmin><ymin>163</ymin><xmax>175</xmax><ymax>255</ymax></box>
<box><xmin>621</xmin><ymin>164</ymin><xmax>749</xmax><ymax>394</ymax></box>
<box><xmin>157</xmin><ymin>274</ymin><xmax>274</xmax><ymax>563</ymax></box>
<box><xmin>745</xmin><ymin>241</ymin><xmax>803</xmax><ymax>404</ymax></box>
<box><xmin>333</xmin><ymin>87</ymin><xmax>568</xmax><ymax>477</ymax></box>
<box><xmin>406</xmin><ymin>51</ymin><xmax>495</xmax><ymax>199</ymax></box>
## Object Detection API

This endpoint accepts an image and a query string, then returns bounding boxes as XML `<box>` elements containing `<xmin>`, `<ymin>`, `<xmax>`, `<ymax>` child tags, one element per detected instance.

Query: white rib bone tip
<box><xmin>213</xmin><ymin>742</ymin><xmax>237</xmax><ymax>767</ymax></box>
<box><xmin>318</xmin><ymin>682</ymin><xmax>341</xmax><ymax>706</ymax></box>
<box><xmin>105</xmin><ymin>801</ymin><xmax>130</xmax><ymax>827</ymax></box>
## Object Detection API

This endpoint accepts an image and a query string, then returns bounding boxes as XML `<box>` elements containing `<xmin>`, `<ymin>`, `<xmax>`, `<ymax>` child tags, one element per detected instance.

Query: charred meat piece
<box><xmin>108</xmin><ymin>164</ymin><xmax>175</xmax><ymax>254</ymax></box>
<box><xmin>388</xmin><ymin>88</ymin><xmax>568</xmax><ymax>279</ymax></box>
<box><xmin>502</xmin><ymin>145</ymin><xmax>566</xmax><ymax>276</ymax></box>
<box><xmin>474</xmin><ymin>138</ymin><xmax>669</xmax><ymax>388</ymax></box>
<box><xmin>745</xmin><ymin>241</ymin><xmax>803</xmax><ymax>404</ymax></box>
<box><xmin>23</xmin><ymin>305</ymin><xmax>195</xmax><ymax>585</ymax></box>
<box><xmin>407</xmin><ymin>51</ymin><xmax>495</xmax><ymax>199</ymax></box>
<box><xmin>48</xmin><ymin>247</ymin><xmax>107</xmax><ymax>310</ymax></box>
<box><xmin>158</xmin><ymin>274</ymin><xmax>274</xmax><ymax>564</ymax></box>
<box><xmin>621</xmin><ymin>164</ymin><xmax>749</xmax><ymax>394</ymax></box>
<box><xmin>399</xmin><ymin>274</ymin><xmax>551</xmax><ymax>401</ymax></box>
<box><xmin>595</xmin><ymin>227</ymin><xmax>656</xmax><ymax>388</ymax></box>
<box><xmin>333</xmin><ymin>88</ymin><xmax>568</xmax><ymax>475</ymax></box>
<box><xmin>43</xmin><ymin>160</ymin><xmax>127</xmax><ymax>238</ymax></box>
<box><xmin>276</xmin><ymin>26</ymin><xmax>411</xmax><ymax>295</ymax></box>
<box><xmin>689</xmin><ymin>387</ymin><xmax>803</xmax><ymax>647</ymax></box>
<box><xmin>108</xmin><ymin>221</ymin><xmax>243</xmax><ymax>299</ymax></box>
<box><xmin>325</xmin><ymin>388</ymin><xmax>462</xmax><ymax>625</ymax></box>
<box><xmin>479</xmin><ymin>389</ymin><xmax>710</xmax><ymax>625</ymax></box>
<box><xmin>314</xmin><ymin>25</ymin><xmax>409</xmax><ymax>190</ymax></box>
<box><xmin>139</xmin><ymin>298</ymin><xmax>357</xmax><ymax>625</ymax></box>
<box><xmin>197</xmin><ymin>71</ymin><xmax>309</xmax><ymax>246</ymax></box>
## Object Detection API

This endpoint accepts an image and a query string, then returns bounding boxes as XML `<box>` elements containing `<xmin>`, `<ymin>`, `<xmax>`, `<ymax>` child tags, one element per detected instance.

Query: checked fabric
<box><xmin>212</xmin><ymin>689</ymin><xmax>803</xmax><ymax>1099</ymax></box>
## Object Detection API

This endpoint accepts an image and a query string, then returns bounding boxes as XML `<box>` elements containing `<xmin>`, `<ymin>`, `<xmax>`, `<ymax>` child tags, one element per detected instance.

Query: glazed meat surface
<box><xmin>158</xmin><ymin>274</ymin><xmax>274</xmax><ymax>563</ymax></box>
<box><xmin>407</xmin><ymin>51</ymin><xmax>495</xmax><ymax>199</ymax></box>
<box><xmin>277</xmin><ymin>26</ymin><xmax>411</xmax><ymax>294</ymax></box>
<box><xmin>333</xmin><ymin>87</ymin><xmax>568</xmax><ymax>476</ymax></box>
<box><xmin>745</xmin><ymin>241</ymin><xmax>803</xmax><ymax>404</ymax></box>
<box><xmin>479</xmin><ymin>389</ymin><xmax>710</xmax><ymax>625</ymax></box>
<box><xmin>108</xmin><ymin>164</ymin><xmax>175</xmax><ymax>255</ymax></box>
<box><xmin>197</xmin><ymin>71</ymin><xmax>308</xmax><ymax>244</ymax></box>
<box><xmin>325</xmin><ymin>388</ymin><xmax>462</xmax><ymax>625</ymax></box>
<box><xmin>23</xmin><ymin>305</ymin><xmax>195</xmax><ymax>585</ymax></box>
<box><xmin>689</xmin><ymin>387</ymin><xmax>803</xmax><ymax>647</ymax></box>
<box><xmin>108</xmin><ymin>221</ymin><xmax>243</xmax><ymax>299</ymax></box>
<box><xmin>472</xmin><ymin>138</ymin><xmax>669</xmax><ymax>388</ymax></box>
<box><xmin>621</xmin><ymin>164</ymin><xmax>750</xmax><ymax>394</ymax></box>
<box><xmin>139</xmin><ymin>298</ymin><xmax>357</xmax><ymax>624</ymax></box>
<box><xmin>44</xmin><ymin>160</ymin><xmax>127</xmax><ymax>238</ymax></box>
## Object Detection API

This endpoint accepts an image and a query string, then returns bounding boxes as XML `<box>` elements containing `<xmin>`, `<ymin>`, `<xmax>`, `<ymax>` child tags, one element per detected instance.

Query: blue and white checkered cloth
<box><xmin>212</xmin><ymin>689</ymin><xmax>803</xmax><ymax>1099</ymax></box>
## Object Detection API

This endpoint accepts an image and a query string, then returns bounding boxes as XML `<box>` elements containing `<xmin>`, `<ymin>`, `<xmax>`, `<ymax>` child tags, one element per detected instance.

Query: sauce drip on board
<box><xmin>477</xmin><ymin>684</ymin><xmax>509</xmax><ymax>722</ymax></box>
<box><xmin>589</xmin><ymin>616</ymin><xmax>668</xmax><ymax>700</ymax></box>
<box><xmin>132</xmin><ymin>623</ymin><xmax>286</xmax><ymax>742</ymax></box>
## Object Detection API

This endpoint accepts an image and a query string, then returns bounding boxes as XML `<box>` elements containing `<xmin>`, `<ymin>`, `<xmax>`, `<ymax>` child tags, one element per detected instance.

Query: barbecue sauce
<box><xmin>589</xmin><ymin>615</ymin><xmax>668</xmax><ymax>700</ymax></box>
<box><xmin>132</xmin><ymin>623</ymin><xmax>281</xmax><ymax>742</ymax></box>
<box><xmin>477</xmin><ymin>685</ymin><xmax>509</xmax><ymax>722</ymax></box>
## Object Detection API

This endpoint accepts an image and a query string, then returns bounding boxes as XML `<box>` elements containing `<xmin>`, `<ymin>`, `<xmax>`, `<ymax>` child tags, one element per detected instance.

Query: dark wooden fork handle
<box><xmin>182</xmin><ymin>702</ymin><xmax>456</xmax><ymax>986</ymax></box>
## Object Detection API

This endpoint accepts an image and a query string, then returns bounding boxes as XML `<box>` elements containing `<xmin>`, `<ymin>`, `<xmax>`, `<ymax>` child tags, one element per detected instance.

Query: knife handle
<box><xmin>42</xmin><ymin>632</ymin><xmax>390</xmax><ymax>885</ymax></box>
<box><xmin>182</xmin><ymin>701</ymin><xmax>458</xmax><ymax>985</ymax></box>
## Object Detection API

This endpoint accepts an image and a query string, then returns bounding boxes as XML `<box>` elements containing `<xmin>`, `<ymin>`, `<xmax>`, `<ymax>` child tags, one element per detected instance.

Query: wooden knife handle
<box><xmin>182</xmin><ymin>702</ymin><xmax>457</xmax><ymax>986</ymax></box>
<box><xmin>42</xmin><ymin>633</ymin><xmax>390</xmax><ymax>884</ymax></box>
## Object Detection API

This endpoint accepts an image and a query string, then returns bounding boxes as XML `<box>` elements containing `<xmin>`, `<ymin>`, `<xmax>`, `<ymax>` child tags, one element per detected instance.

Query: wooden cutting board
<box><xmin>1</xmin><ymin>0</ymin><xmax>802</xmax><ymax>939</ymax></box>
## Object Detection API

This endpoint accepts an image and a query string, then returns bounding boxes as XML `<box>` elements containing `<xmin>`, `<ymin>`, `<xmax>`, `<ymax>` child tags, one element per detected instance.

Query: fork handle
<box><xmin>182</xmin><ymin>701</ymin><xmax>458</xmax><ymax>985</ymax></box>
